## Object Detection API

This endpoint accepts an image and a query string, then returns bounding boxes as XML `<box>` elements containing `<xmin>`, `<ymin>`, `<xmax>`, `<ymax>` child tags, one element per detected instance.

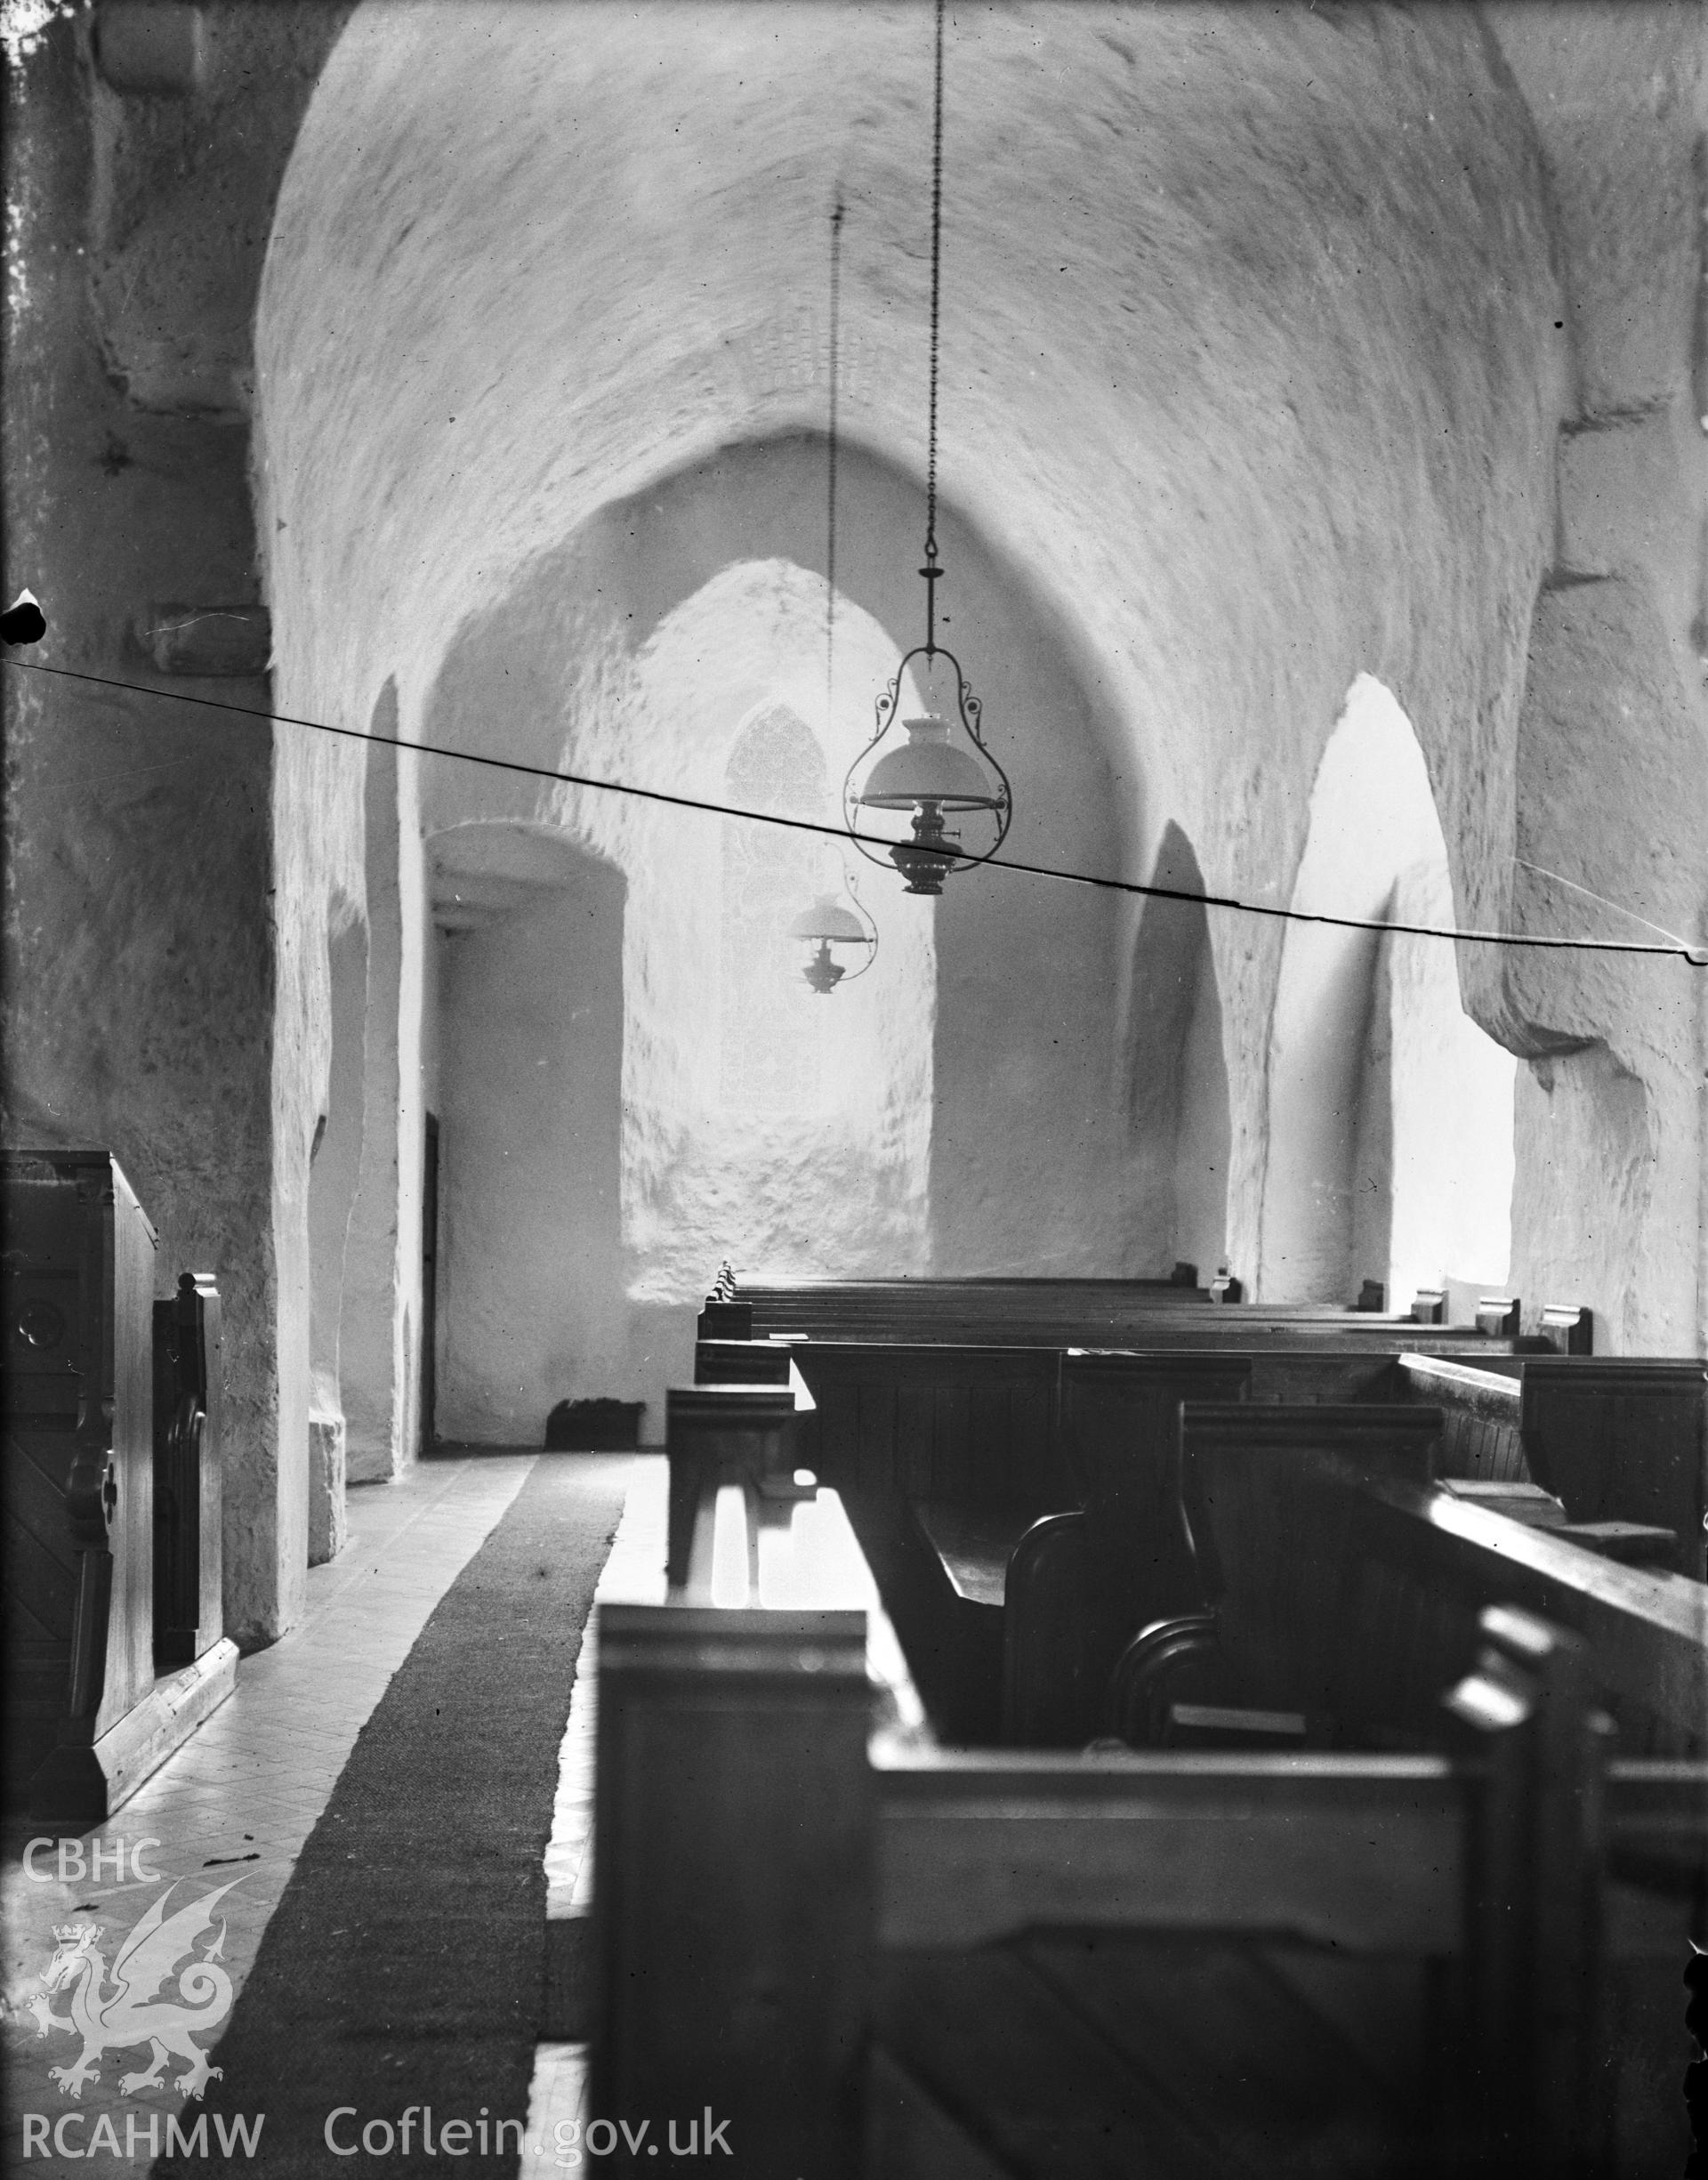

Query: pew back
<box><xmin>1519</xmin><ymin>1360</ymin><xmax>1706</xmax><ymax>1581</ymax></box>
<box><xmin>1181</xmin><ymin>1406</ymin><xmax>1444</xmax><ymax>1725</ymax></box>
<box><xmin>1401</xmin><ymin>1352</ymin><xmax>1706</xmax><ymax>1578</ymax></box>
<box><xmin>748</xmin><ymin>1276</ymin><xmax>1523</xmax><ymax>1353</ymax></box>
<box><xmin>790</xmin><ymin>1341</ymin><xmax>1070</xmax><ymax>1506</ymax></box>
<box><xmin>590</xmin><ymin>1463</ymin><xmax>1704</xmax><ymax>2178</ymax></box>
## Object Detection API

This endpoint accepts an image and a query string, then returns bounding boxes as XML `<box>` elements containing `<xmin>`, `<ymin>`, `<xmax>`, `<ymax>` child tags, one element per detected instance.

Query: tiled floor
<box><xmin>2</xmin><ymin>1451</ymin><xmax>556</xmax><ymax>2178</ymax></box>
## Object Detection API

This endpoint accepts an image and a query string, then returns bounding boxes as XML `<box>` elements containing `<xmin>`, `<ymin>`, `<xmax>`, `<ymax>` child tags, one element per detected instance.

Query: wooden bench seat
<box><xmin>590</xmin><ymin>1457</ymin><xmax>1708</xmax><ymax>2176</ymax></box>
<box><xmin>1432</xmin><ymin>1480</ymin><xmax>1676</xmax><ymax>1563</ymax></box>
<box><xmin>787</xmin><ymin>1336</ymin><xmax>1703</xmax><ymax>1750</ymax></box>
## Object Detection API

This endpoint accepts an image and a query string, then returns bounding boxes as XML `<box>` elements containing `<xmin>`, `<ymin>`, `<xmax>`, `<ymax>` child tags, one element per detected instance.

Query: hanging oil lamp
<box><xmin>788</xmin><ymin>875</ymin><xmax>878</xmax><ymax>995</ymax></box>
<box><xmin>842</xmin><ymin>0</ymin><xmax>1011</xmax><ymax>897</ymax></box>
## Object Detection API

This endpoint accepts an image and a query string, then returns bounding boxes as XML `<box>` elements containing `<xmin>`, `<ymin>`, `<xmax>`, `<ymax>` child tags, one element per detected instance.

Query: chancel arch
<box><xmin>1259</xmin><ymin>674</ymin><xmax>1517</xmax><ymax>1310</ymax></box>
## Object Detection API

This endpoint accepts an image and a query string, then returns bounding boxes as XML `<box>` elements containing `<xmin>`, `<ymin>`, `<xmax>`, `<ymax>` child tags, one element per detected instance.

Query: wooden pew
<box><xmin>782</xmin><ymin>1341</ymin><xmax>1070</xmax><ymax>1740</ymax></box>
<box><xmin>1457</xmin><ymin>1354</ymin><xmax>1707</xmax><ymax>1582</ymax></box>
<box><xmin>999</xmin><ymin>1350</ymin><xmax>1251</xmax><ymax>1743</ymax></box>
<box><xmin>1116</xmin><ymin>1409</ymin><xmax>1708</xmax><ymax>1762</ymax></box>
<box><xmin>787</xmin><ymin>1337</ymin><xmax>1508</xmax><ymax>1508</ymax></box>
<box><xmin>590</xmin><ymin>1473</ymin><xmax>1707</xmax><ymax>2177</ymax></box>
<box><xmin>740</xmin><ymin>1274</ymin><xmax>1211</xmax><ymax>1346</ymax></box>
<box><xmin>1395</xmin><ymin>1352</ymin><xmax>1689</xmax><ymax>1570</ymax></box>
<box><xmin>2</xmin><ymin>1151</ymin><xmax>237</xmax><ymax>1817</ymax></box>
<box><xmin>785</xmin><ymin>1334</ymin><xmax>1702</xmax><ymax>1742</ymax></box>
<box><xmin>785</xmin><ymin>1341</ymin><xmax>1469</xmax><ymax>1743</ymax></box>
<box><xmin>748</xmin><ymin>1273</ymin><xmax>1527</xmax><ymax>1352</ymax></box>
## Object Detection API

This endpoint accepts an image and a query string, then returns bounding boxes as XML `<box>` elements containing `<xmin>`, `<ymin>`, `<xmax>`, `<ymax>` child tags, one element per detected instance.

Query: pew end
<box><xmin>1540</xmin><ymin>1304</ymin><xmax>1595</xmax><ymax>1356</ymax></box>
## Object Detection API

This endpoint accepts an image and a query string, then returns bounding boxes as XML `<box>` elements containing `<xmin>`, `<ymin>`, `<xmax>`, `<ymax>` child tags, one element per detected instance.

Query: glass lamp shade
<box><xmin>856</xmin><ymin>715</ymin><xmax>1004</xmax><ymax>812</ymax></box>
<box><xmin>843</xmin><ymin>643</ymin><xmax>1011</xmax><ymax>896</ymax></box>
<box><xmin>787</xmin><ymin>889</ymin><xmax>875</xmax><ymax>995</ymax></box>
<box><xmin>787</xmin><ymin>894</ymin><xmax>870</xmax><ymax>944</ymax></box>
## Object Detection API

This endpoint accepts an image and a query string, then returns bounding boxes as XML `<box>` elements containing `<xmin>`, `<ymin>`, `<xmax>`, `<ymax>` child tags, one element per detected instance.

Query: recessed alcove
<box><xmin>423</xmin><ymin>825</ymin><xmax>627</xmax><ymax>1445</ymax></box>
<box><xmin>1259</xmin><ymin>675</ymin><xmax>1517</xmax><ymax>1310</ymax></box>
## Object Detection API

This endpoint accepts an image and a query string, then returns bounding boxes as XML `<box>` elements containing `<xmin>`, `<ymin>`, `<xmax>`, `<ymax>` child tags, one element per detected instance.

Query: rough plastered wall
<box><xmin>253</xmin><ymin>0</ymin><xmax>1572</xmax><ymax>1336</ymax></box>
<box><xmin>1481</xmin><ymin>3</ymin><xmax>1707</xmax><ymax>1352</ymax></box>
<box><xmin>9</xmin><ymin>0</ymin><xmax>1699</xmax><ymax>1644</ymax></box>
<box><xmin>3</xmin><ymin>1</ymin><xmax>352</xmax><ymax>1645</ymax></box>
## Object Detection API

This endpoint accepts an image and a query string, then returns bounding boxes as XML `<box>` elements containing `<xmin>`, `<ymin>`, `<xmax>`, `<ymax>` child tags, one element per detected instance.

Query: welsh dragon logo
<box><xmin>27</xmin><ymin>1879</ymin><xmax>239</xmax><ymax>2100</ymax></box>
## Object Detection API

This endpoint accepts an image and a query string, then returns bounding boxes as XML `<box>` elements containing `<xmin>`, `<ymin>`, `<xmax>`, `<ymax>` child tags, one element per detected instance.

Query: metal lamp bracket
<box><xmin>842</xmin><ymin>642</ymin><xmax>1012</xmax><ymax>888</ymax></box>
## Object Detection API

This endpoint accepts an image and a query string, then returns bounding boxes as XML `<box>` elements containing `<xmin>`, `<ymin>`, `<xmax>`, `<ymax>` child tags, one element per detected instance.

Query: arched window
<box><xmin>721</xmin><ymin>704</ymin><xmax>830</xmax><ymax>1113</ymax></box>
<box><xmin>1261</xmin><ymin>675</ymin><xmax>1515</xmax><ymax>1308</ymax></box>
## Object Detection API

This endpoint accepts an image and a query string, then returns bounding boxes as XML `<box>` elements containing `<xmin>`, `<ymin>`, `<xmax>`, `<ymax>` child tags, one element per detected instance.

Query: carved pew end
<box><xmin>1539</xmin><ymin>1304</ymin><xmax>1594</xmax><ymax>1356</ymax></box>
<box><xmin>1476</xmin><ymin>1296</ymin><xmax>1522</xmax><ymax>1339</ymax></box>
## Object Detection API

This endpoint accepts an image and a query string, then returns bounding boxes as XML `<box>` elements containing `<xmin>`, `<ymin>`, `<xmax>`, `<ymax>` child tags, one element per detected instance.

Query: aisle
<box><xmin>156</xmin><ymin>1455</ymin><xmax>628</xmax><ymax>2176</ymax></box>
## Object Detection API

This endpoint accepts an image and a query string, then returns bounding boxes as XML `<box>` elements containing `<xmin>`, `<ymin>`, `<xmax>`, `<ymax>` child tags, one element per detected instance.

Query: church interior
<box><xmin>4</xmin><ymin>2</ymin><xmax>1706</xmax><ymax>2174</ymax></box>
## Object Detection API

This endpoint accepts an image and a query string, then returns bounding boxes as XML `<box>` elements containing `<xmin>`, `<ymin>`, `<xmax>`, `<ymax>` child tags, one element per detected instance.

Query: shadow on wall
<box><xmin>1260</xmin><ymin>675</ymin><xmax>1516</xmax><ymax>1309</ymax></box>
<box><xmin>1124</xmin><ymin>823</ymin><xmax>1231</xmax><ymax>1279</ymax></box>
